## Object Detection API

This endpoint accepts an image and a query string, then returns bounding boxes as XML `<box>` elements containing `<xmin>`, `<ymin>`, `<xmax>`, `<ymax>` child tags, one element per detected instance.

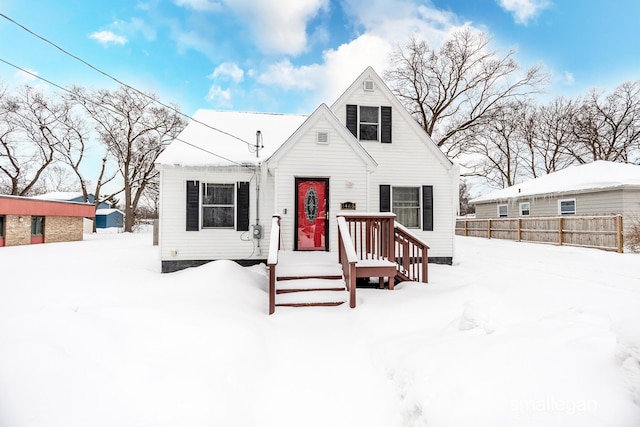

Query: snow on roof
<box><xmin>156</xmin><ymin>110</ymin><xmax>308</xmax><ymax>167</ymax></box>
<box><xmin>32</xmin><ymin>191</ymin><xmax>84</xmax><ymax>201</ymax></box>
<box><xmin>96</xmin><ymin>208</ymin><xmax>124</xmax><ymax>215</ymax></box>
<box><xmin>471</xmin><ymin>161</ymin><xmax>640</xmax><ymax>203</ymax></box>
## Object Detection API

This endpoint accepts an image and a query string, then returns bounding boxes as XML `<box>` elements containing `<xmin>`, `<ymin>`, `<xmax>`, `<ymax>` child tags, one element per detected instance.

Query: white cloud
<box><xmin>206</xmin><ymin>85</ymin><xmax>233</xmax><ymax>105</ymax></box>
<box><xmin>114</xmin><ymin>18</ymin><xmax>157</xmax><ymax>41</ymax></box>
<box><xmin>89</xmin><ymin>30</ymin><xmax>128</xmax><ymax>46</ymax></box>
<box><xmin>497</xmin><ymin>0</ymin><xmax>551</xmax><ymax>25</ymax></box>
<box><xmin>563</xmin><ymin>71</ymin><xmax>575</xmax><ymax>85</ymax></box>
<box><xmin>14</xmin><ymin>68</ymin><xmax>38</xmax><ymax>83</ymax></box>
<box><xmin>173</xmin><ymin>0</ymin><xmax>222</xmax><ymax>12</ymax></box>
<box><xmin>257</xmin><ymin>0</ymin><xmax>466</xmax><ymax>108</ymax></box>
<box><xmin>226</xmin><ymin>0</ymin><xmax>329</xmax><ymax>55</ymax></box>
<box><xmin>210</xmin><ymin>62</ymin><xmax>244</xmax><ymax>83</ymax></box>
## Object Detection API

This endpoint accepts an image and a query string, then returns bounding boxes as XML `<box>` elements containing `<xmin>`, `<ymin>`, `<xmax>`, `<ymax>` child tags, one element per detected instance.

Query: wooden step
<box><xmin>276</xmin><ymin>278</ymin><xmax>346</xmax><ymax>293</ymax></box>
<box><xmin>275</xmin><ymin>289</ymin><xmax>349</xmax><ymax>307</ymax></box>
<box><xmin>276</xmin><ymin>250</ymin><xmax>343</xmax><ymax>280</ymax></box>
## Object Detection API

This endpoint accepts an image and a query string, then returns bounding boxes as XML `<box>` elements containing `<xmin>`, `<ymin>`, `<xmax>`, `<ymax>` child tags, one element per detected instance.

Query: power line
<box><xmin>0</xmin><ymin>12</ymin><xmax>255</xmax><ymax>149</ymax></box>
<box><xmin>0</xmin><ymin>57</ymin><xmax>248</xmax><ymax>167</ymax></box>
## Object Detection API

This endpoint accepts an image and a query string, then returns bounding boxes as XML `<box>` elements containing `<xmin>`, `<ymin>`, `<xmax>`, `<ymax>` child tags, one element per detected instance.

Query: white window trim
<box><xmin>497</xmin><ymin>204</ymin><xmax>508</xmax><ymax>218</ymax></box>
<box><xmin>202</xmin><ymin>183</ymin><xmax>236</xmax><ymax>229</ymax></box>
<box><xmin>391</xmin><ymin>186</ymin><xmax>421</xmax><ymax>229</ymax></box>
<box><xmin>558</xmin><ymin>198</ymin><xmax>576</xmax><ymax>215</ymax></box>
<box><xmin>358</xmin><ymin>105</ymin><xmax>380</xmax><ymax>141</ymax></box>
<box><xmin>519</xmin><ymin>202</ymin><xmax>530</xmax><ymax>216</ymax></box>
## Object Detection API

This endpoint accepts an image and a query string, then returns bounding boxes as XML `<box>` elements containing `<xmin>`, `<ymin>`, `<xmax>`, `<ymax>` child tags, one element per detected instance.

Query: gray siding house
<box><xmin>470</xmin><ymin>161</ymin><xmax>640</xmax><ymax>237</ymax></box>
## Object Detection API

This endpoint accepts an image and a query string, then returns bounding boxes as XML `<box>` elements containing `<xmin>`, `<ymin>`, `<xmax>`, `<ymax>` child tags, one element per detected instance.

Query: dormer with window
<box><xmin>346</xmin><ymin>104</ymin><xmax>392</xmax><ymax>143</ymax></box>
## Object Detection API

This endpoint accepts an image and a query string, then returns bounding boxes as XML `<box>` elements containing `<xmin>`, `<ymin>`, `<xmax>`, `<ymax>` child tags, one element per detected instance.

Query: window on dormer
<box><xmin>359</xmin><ymin>106</ymin><xmax>379</xmax><ymax>140</ymax></box>
<box><xmin>346</xmin><ymin>104</ymin><xmax>392</xmax><ymax>143</ymax></box>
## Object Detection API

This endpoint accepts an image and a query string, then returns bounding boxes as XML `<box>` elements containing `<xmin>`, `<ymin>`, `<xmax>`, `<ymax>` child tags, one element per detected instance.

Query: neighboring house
<box><xmin>0</xmin><ymin>195</ymin><xmax>95</xmax><ymax>247</ymax></box>
<box><xmin>156</xmin><ymin>67</ymin><xmax>459</xmax><ymax>273</ymax></box>
<box><xmin>95</xmin><ymin>208</ymin><xmax>125</xmax><ymax>229</ymax></box>
<box><xmin>470</xmin><ymin>161</ymin><xmax>640</xmax><ymax>236</ymax></box>
<box><xmin>33</xmin><ymin>192</ymin><xmax>124</xmax><ymax>230</ymax></box>
<box><xmin>33</xmin><ymin>192</ymin><xmax>111</xmax><ymax>209</ymax></box>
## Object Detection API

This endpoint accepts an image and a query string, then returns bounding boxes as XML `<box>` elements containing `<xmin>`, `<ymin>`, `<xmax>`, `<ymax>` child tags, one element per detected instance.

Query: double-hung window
<box><xmin>392</xmin><ymin>187</ymin><xmax>420</xmax><ymax>228</ymax></box>
<box><xmin>558</xmin><ymin>199</ymin><xmax>576</xmax><ymax>215</ymax></box>
<box><xmin>498</xmin><ymin>204</ymin><xmax>508</xmax><ymax>217</ymax></box>
<box><xmin>202</xmin><ymin>183</ymin><xmax>234</xmax><ymax>228</ymax></box>
<box><xmin>346</xmin><ymin>104</ymin><xmax>392</xmax><ymax>143</ymax></box>
<box><xmin>519</xmin><ymin>202</ymin><xmax>530</xmax><ymax>216</ymax></box>
<box><xmin>359</xmin><ymin>106</ymin><xmax>379</xmax><ymax>141</ymax></box>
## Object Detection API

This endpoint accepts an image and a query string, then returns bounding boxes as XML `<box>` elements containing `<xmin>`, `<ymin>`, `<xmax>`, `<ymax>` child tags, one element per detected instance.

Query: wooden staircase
<box><xmin>274</xmin><ymin>251</ymin><xmax>349</xmax><ymax>308</ymax></box>
<box><xmin>267</xmin><ymin>213</ymin><xmax>430</xmax><ymax>314</ymax></box>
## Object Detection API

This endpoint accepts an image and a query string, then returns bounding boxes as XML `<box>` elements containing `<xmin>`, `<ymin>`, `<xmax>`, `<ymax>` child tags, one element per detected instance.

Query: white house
<box><xmin>156</xmin><ymin>67</ymin><xmax>459</xmax><ymax>273</ymax></box>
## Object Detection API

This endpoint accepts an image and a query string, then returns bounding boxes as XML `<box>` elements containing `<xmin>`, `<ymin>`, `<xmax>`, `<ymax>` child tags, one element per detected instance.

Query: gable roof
<box><xmin>267</xmin><ymin>103</ymin><xmax>377</xmax><ymax>171</ymax></box>
<box><xmin>471</xmin><ymin>161</ymin><xmax>640</xmax><ymax>203</ymax></box>
<box><xmin>330</xmin><ymin>66</ymin><xmax>454</xmax><ymax>169</ymax></box>
<box><xmin>156</xmin><ymin>110</ymin><xmax>307</xmax><ymax>167</ymax></box>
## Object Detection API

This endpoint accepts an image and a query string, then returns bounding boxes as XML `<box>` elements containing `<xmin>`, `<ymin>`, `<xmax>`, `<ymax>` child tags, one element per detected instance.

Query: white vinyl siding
<box><xmin>158</xmin><ymin>165</ymin><xmax>260</xmax><ymax>261</ymax></box>
<box><xmin>332</xmin><ymin>73</ymin><xmax>457</xmax><ymax>259</ymax></box>
<box><xmin>273</xmin><ymin>114</ymin><xmax>369</xmax><ymax>253</ymax></box>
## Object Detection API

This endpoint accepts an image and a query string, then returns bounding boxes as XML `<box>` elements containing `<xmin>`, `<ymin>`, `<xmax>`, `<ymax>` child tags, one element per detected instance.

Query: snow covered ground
<box><xmin>1</xmin><ymin>232</ymin><xmax>639</xmax><ymax>427</ymax></box>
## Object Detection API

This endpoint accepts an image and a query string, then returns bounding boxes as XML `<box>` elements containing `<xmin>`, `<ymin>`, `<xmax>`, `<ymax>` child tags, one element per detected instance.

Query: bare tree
<box><xmin>459</xmin><ymin>179</ymin><xmax>475</xmax><ymax>216</ymax></box>
<box><xmin>532</xmin><ymin>97</ymin><xmax>579</xmax><ymax>174</ymax></box>
<box><xmin>0</xmin><ymin>86</ymin><xmax>62</xmax><ymax>195</ymax></box>
<box><xmin>70</xmin><ymin>85</ymin><xmax>185</xmax><ymax>231</ymax></box>
<box><xmin>385</xmin><ymin>28</ymin><xmax>549</xmax><ymax>158</ymax></box>
<box><xmin>571</xmin><ymin>81</ymin><xmax>640</xmax><ymax>164</ymax></box>
<box><xmin>467</xmin><ymin>102</ymin><xmax>523</xmax><ymax>188</ymax></box>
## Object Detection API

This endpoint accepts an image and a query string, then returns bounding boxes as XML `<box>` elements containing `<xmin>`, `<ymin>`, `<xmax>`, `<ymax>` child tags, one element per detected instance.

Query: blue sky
<box><xmin>1</xmin><ymin>0</ymin><xmax>639</xmax><ymax>117</ymax></box>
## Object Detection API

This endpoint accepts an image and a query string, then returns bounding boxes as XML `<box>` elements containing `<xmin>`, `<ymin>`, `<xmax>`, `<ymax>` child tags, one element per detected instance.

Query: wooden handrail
<box><xmin>267</xmin><ymin>214</ymin><xmax>281</xmax><ymax>315</ymax></box>
<box><xmin>337</xmin><ymin>216</ymin><xmax>358</xmax><ymax>308</ymax></box>
<box><xmin>340</xmin><ymin>213</ymin><xmax>429</xmax><ymax>285</ymax></box>
<box><xmin>394</xmin><ymin>222</ymin><xmax>429</xmax><ymax>283</ymax></box>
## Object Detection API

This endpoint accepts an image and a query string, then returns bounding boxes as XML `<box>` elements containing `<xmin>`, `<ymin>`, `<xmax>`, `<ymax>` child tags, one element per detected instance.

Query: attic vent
<box><xmin>316</xmin><ymin>131</ymin><xmax>329</xmax><ymax>144</ymax></box>
<box><xmin>363</xmin><ymin>80</ymin><xmax>375</xmax><ymax>91</ymax></box>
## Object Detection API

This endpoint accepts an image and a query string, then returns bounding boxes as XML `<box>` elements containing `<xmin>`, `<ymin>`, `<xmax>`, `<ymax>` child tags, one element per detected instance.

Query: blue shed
<box><xmin>95</xmin><ymin>209</ymin><xmax>124</xmax><ymax>229</ymax></box>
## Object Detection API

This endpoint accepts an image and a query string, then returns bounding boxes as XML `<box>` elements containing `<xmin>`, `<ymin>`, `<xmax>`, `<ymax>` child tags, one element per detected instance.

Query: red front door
<box><xmin>295</xmin><ymin>178</ymin><xmax>328</xmax><ymax>251</ymax></box>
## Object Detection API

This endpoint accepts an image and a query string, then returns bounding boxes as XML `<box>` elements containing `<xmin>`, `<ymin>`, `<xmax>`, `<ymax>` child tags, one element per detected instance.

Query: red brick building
<box><xmin>0</xmin><ymin>195</ymin><xmax>95</xmax><ymax>247</ymax></box>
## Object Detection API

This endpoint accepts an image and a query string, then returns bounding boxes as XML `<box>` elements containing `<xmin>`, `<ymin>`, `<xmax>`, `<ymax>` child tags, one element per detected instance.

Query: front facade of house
<box><xmin>156</xmin><ymin>67</ymin><xmax>459</xmax><ymax>272</ymax></box>
<box><xmin>471</xmin><ymin>161</ymin><xmax>640</xmax><ymax>237</ymax></box>
<box><xmin>0</xmin><ymin>195</ymin><xmax>95</xmax><ymax>247</ymax></box>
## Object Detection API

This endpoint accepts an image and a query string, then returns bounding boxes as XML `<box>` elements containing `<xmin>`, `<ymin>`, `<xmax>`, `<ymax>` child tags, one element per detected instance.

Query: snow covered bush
<box><xmin>626</xmin><ymin>215</ymin><xmax>640</xmax><ymax>253</ymax></box>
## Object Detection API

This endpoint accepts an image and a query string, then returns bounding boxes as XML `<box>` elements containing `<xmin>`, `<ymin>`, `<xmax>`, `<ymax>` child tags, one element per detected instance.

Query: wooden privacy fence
<box><xmin>456</xmin><ymin>215</ymin><xmax>624</xmax><ymax>253</ymax></box>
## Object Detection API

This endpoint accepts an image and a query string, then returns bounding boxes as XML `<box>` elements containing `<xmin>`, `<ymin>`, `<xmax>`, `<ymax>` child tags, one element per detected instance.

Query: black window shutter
<box><xmin>236</xmin><ymin>181</ymin><xmax>250</xmax><ymax>231</ymax></box>
<box><xmin>381</xmin><ymin>106</ymin><xmax>392</xmax><ymax>143</ymax></box>
<box><xmin>346</xmin><ymin>104</ymin><xmax>358</xmax><ymax>138</ymax></box>
<box><xmin>380</xmin><ymin>185</ymin><xmax>391</xmax><ymax>212</ymax></box>
<box><xmin>186</xmin><ymin>180</ymin><xmax>199</xmax><ymax>231</ymax></box>
<box><xmin>422</xmin><ymin>185</ymin><xmax>434</xmax><ymax>231</ymax></box>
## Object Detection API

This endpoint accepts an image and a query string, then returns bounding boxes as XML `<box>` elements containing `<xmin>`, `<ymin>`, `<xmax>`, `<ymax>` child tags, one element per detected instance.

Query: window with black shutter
<box><xmin>346</xmin><ymin>104</ymin><xmax>358</xmax><ymax>137</ymax></box>
<box><xmin>379</xmin><ymin>185</ymin><xmax>390</xmax><ymax>212</ymax></box>
<box><xmin>236</xmin><ymin>181</ymin><xmax>250</xmax><ymax>231</ymax></box>
<box><xmin>347</xmin><ymin>104</ymin><xmax>392</xmax><ymax>143</ymax></box>
<box><xmin>422</xmin><ymin>185</ymin><xmax>434</xmax><ymax>231</ymax></box>
<box><xmin>186</xmin><ymin>180</ymin><xmax>200</xmax><ymax>231</ymax></box>
<box><xmin>381</xmin><ymin>106</ymin><xmax>392</xmax><ymax>143</ymax></box>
